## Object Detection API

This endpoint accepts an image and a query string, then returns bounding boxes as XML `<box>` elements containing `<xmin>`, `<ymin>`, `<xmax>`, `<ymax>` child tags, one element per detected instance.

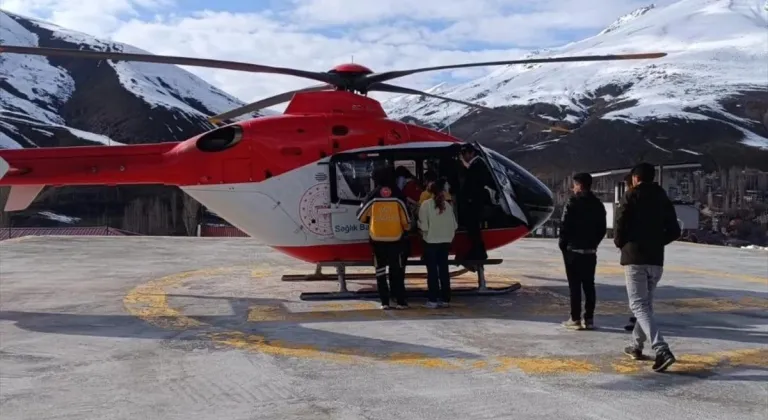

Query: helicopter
<box><xmin>0</xmin><ymin>45</ymin><xmax>666</xmax><ymax>298</ymax></box>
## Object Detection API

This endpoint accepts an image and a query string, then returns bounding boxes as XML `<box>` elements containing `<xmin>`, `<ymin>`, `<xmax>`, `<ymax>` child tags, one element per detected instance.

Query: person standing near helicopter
<box><xmin>621</xmin><ymin>172</ymin><xmax>638</xmax><ymax>332</ymax></box>
<box><xmin>458</xmin><ymin>144</ymin><xmax>496</xmax><ymax>261</ymax></box>
<box><xmin>419</xmin><ymin>177</ymin><xmax>458</xmax><ymax>308</ymax></box>
<box><xmin>357</xmin><ymin>167</ymin><xmax>412</xmax><ymax>310</ymax></box>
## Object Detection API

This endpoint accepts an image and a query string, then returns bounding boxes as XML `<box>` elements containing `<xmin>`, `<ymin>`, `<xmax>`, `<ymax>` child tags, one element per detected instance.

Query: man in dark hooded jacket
<box><xmin>614</xmin><ymin>162</ymin><xmax>681</xmax><ymax>372</ymax></box>
<box><xmin>558</xmin><ymin>172</ymin><xmax>607</xmax><ymax>331</ymax></box>
<box><xmin>621</xmin><ymin>172</ymin><xmax>637</xmax><ymax>332</ymax></box>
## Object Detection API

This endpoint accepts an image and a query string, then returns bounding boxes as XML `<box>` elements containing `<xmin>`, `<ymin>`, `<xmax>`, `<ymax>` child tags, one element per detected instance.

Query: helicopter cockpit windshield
<box><xmin>478</xmin><ymin>145</ymin><xmax>555</xmax><ymax>230</ymax></box>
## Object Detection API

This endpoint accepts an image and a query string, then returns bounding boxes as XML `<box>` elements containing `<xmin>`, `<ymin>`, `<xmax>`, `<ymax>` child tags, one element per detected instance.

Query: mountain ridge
<box><xmin>381</xmin><ymin>0</ymin><xmax>768</xmax><ymax>174</ymax></box>
<box><xmin>598</xmin><ymin>4</ymin><xmax>657</xmax><ymax>36</ymax></box>
<box><xmin>0</xmin><ymin>9</ymin><xmax>269</xmax><ymax>149</ymax></box>
<box><xmin>0</xmin><ymin>9</ymin><xmax>274</xmax><ymax>233</ymax></box>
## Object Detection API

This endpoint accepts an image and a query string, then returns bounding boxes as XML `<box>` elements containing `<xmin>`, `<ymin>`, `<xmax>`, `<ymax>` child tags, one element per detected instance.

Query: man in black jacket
<box><xmin>614</xmin><ymin>162</ymin><xmax>681</xmax><ymax>372</ymax></box>
<box><xmin>559</xmin><ymin>172</ymin><xmax>607</xmax><ymax>330</ymax></box>
<box><xmin>458</xmin><ymin>144</ymin><xmax>496</xmax><ymax>261</ymax></box>
<box><xmin>621</xmin><ymin>173</ymin><xmax>637</xmax><ymax>332</ymax></box>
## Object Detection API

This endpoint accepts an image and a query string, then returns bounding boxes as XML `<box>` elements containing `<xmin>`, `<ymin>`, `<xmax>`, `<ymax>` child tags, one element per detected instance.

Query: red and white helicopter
<box><xmin>0</xmin><ymin>45</ymin><xmax>665</xmax><ymax>297</ymax></box>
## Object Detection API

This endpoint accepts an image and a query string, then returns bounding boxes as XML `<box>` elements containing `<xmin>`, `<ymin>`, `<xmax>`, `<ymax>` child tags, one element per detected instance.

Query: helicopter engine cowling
<box><xmin>195</xmin><ymin>124</ymin><xmax>244</xmax><ymax>152</ymax></box>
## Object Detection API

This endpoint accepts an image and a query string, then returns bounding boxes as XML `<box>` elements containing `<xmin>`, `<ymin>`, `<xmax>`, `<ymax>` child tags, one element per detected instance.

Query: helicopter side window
<box><xmin>334</xmin><ymin>161</ymin><xmax>375</xmax><ymax>201</ymax></box>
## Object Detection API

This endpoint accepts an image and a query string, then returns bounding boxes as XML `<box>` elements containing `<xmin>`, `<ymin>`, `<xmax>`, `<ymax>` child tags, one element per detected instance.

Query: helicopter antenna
<box><xmin>351</xmin><ymin>55</ymin><xmax>354</xmax><ymax>63</ymax></box>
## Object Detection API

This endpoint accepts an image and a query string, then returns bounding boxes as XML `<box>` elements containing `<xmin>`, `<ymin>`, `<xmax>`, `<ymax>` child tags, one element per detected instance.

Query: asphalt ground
<box><xmin>0</xmin><ymin>236</ymin><xmax>766</xmax><ymax>420</ymax></box>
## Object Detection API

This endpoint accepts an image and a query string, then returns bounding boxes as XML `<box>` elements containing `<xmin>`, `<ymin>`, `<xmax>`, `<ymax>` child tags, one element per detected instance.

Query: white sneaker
<box><xmin>424</xmin><ymin>301</ymin><xmax>440</xmax><ymax>309</ymax></box>
<box><xmin>380</xmin><ymin>304</ymin><xmax>391</xmax><ymax>310</ymax></box>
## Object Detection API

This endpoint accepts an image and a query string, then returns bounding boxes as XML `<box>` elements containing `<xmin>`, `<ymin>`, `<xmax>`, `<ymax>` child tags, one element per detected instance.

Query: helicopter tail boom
<box><xmin>0</xmin><ymin>143</ymin><xmax>183</xmax><ymax>211</ymax></box>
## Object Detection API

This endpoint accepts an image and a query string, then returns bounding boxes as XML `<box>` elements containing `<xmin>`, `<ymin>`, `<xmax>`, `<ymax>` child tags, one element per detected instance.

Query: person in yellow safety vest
<box><xmin>357</xmin><ymin>167</ymin><xmax>411</xmax><ymax>310</ymax></box>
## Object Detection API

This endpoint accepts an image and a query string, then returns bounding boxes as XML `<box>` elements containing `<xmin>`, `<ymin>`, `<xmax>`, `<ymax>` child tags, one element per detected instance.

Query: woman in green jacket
<box><xmin>418</xmin><ymin>178</ymin><xmax>459</xmax><ymax>308</ymax></box>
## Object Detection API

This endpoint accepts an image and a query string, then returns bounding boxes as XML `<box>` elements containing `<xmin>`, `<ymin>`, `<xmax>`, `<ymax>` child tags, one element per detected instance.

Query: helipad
<box><xmin>1</xmin><ymin>236</ymin><xmax>766</xmax><ymax>419</ymax></box>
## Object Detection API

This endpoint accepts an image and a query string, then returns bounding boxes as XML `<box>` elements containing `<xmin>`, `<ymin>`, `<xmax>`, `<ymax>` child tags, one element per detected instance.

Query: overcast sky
<box><xmin>1</xmin><ymin>0</ymin><xmax>676</xmax><ymax>106</ymax></box>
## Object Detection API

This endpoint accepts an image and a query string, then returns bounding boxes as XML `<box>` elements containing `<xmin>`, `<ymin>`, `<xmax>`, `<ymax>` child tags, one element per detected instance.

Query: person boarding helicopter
<box><xmin>357</xmin><ymin>167</ymin><xmax>412</xmax><ymax>309</ymax></box>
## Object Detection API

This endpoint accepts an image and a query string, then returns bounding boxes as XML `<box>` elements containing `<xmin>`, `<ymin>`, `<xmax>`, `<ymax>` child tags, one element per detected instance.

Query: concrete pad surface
<box><xmin>0</xmin><ymin>236</ymin><xmax>766</xmax><ymax>420</ymax></box>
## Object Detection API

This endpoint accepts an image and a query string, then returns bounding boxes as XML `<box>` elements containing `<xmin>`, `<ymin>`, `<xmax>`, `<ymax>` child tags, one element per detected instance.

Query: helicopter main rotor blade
<box><xmin>0</xmin><ymin>45</ymin><xmax>338</xmax><ymax>86</ymax></box>
<box><xmin>370</xmin><ymin>83</ymin><xmax>572</xmax><ymax>134</ymax></box>
<box><xmin>208</xmin><ymin>83</ymin><xmax>335</xmax><ymax>124</ymax></box>
<box><xmin>361</xmin><ymin>52</ymin><xmax>666</xmax><ymax>87</ymax></box>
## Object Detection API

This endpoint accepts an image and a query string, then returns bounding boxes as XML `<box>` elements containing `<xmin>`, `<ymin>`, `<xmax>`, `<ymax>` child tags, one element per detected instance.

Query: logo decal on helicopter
<box><xmin>298</xmin><ymin>183</ymin><xmax>333</xmax><ymax>237</ymax></box>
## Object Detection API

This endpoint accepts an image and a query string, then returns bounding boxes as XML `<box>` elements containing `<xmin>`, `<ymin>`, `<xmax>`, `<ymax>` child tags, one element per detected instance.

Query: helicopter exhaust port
<box><xmin>196</xmin><ymin>124</ymin><xmax>244</xmax><ymax>152</ymax></box>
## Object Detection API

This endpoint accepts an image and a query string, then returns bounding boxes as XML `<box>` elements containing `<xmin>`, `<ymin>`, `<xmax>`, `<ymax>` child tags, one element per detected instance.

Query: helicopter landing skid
<box><xmin>280</xmin><ymin>264</ymin><xmax>470</xmax><ymax>282</ymax></box>
<box><xmin>296</xmin><ymin>259</ymin><xmax>517</xmax><ymax>301</ymax></box>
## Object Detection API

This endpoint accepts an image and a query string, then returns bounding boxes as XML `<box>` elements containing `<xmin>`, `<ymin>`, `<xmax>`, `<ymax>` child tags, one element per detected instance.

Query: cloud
<box><xmin>0</xmin><ymin>0</ymin><xmax>676</xmax><ymax>110</ymax></box>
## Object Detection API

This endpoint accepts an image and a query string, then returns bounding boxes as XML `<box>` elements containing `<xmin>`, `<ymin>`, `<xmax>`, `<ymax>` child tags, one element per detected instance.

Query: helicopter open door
<box><xmin>326</xmin><ymin>141</ymin><xmax>530</xmax><ymax>241</ymax></box>
<box><xmin>471</xmin><ymin>141</ymin><xmax>529</xmax><ymax>226</ymax></box>
<box><xmin>327</xmin><ymin>142</ymin><xmax>458</xmax><ymax>241</ymax></box>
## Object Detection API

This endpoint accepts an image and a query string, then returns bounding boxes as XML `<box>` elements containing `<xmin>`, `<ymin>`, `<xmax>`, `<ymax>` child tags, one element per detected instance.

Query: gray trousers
<box><xmin>624</xmin><ymin>265</ymin><xmax>669</xmax><ymax>353</ymax></box>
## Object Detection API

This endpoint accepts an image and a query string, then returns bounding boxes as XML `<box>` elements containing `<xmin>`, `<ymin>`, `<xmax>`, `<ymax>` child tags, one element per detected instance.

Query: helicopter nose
<box><xmin>483</xmin><ymin>149</ymin><xmax>555</xmax><ymax>230</ymax></box>
<box><xmin>520</xmin><ymin>188</ymin><xmax>555</xmax><ymax>231</ymax></box>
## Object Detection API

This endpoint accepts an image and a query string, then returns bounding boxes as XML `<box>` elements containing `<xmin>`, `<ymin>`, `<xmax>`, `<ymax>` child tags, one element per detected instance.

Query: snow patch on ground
<box><xmin>38</xmin><ymin>211</ymin><xmax>81</xmax><ymax>224</ymax></box>
<box><xmin>741</xmin><ymin>244</ymin><xmax>768</xmax><ymax>251</ymax></box>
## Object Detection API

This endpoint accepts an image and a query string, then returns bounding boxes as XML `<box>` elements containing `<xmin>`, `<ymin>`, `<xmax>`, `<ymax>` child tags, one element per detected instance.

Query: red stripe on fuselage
<box><xmin>273</xmin><ymin>227</ymin><xmax>529</xmax><ymax>263</ymax></box>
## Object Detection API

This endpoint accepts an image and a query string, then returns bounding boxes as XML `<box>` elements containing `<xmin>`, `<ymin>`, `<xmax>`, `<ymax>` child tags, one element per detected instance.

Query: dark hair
<box><xmin>631</xmin><ymin>162</ymin><xmax>656</xmax><ymax>183</ymax></box>
<box><xmin>429</xmin><ymin>178</ymin><xmax>447</xmax><ymax>214</ymax></box>
<box><xmin>423</xmin><ymin>170</ymin><xmax>438</xmax><ymax>184</ymax></box>
<box><xmin>373</xmin><ymin>166</ymin><xmax>395</xmax><ymax>188</ymax></box>
<box><xmin>572</xmin><ymin>172</ymin><xmax>592</xmax><ymax>190</ymax></box>
<box><xmin>459</xmin><ymin>144</ymin><xmax>476</xmax><ymax>155</ymax></box>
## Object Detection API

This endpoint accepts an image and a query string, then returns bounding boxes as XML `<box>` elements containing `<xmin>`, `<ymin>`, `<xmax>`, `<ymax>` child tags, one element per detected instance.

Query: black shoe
<box><xmin>652</xmin><ymin>349</ymin><xmax>676</xmax><ymax>372</ymax></box>
<box><xmin>624</xmin><ymin>346</ymin><xmax>644</xmax><ymax>360</ymax></box>
<box><xmin>582</xmin><ymin>319</ymin><xmax>595</xmax><ymax>330</ymax></box>
<box><xmin>624</xmin><ymin>317</ymin><xmax>637</xmax><ymax>331</ymax></box>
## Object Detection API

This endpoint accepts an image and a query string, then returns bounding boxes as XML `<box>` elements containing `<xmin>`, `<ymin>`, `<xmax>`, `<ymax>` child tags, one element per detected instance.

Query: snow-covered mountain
<box><xmin>0</xmin><ymin>10</ymin><xmax>269</xmax><ymax>150</ymax></box>
<box><xmin>383</xmin><ymin>0</ymin><xmax>768</xmax><ymax>173</ymax></box>
<box><xmin>0</xmin><ymin>10</ymin><xmax>277</xmax><ymax>234</ymax></box>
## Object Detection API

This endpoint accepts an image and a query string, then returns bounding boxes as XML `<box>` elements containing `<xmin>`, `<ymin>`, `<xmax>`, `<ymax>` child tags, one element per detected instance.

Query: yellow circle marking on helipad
<box><xmin>123</xmin><ymin>265</ymin><xmax>768</xmax><ymax>376</ymax></box>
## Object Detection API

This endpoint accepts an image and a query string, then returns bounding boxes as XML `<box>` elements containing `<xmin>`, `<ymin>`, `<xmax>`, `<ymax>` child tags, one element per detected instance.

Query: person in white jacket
<box><xmin>418</xmin><ymin>178</ymin><xmax>459</xmax><ymax>308</ymax></box>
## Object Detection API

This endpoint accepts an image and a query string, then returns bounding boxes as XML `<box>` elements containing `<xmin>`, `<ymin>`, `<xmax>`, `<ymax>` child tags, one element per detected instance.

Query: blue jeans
<box><xmin>625</xmin><ymin>265</ymin><xmax>669</xmax><ymax>353</ymax></box>
<box><xmin>423</xmin><ymin>242</ymin><xmax>451</xmax><ymax>303</ymax></box>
